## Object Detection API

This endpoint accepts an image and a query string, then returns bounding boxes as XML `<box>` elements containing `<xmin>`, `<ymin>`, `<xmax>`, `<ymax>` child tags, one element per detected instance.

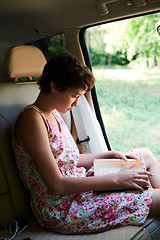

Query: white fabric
<box><xmin>72</xmin><ymin>95</ymin><xmax>107</xmax><ymax>153</ymax></box>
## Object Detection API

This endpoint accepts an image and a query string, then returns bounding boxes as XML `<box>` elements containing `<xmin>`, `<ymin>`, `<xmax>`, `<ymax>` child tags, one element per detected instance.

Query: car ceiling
<box><xmin>0</xmin><ymin>0</ymin><xmax>160</xmax><ymax>46</ymax></box>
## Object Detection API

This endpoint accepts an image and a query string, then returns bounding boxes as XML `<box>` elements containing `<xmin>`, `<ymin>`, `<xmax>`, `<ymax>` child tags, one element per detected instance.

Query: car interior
<box><xmin>0</xmin><ymin>0</ymin><xmax>160</xmax><ymax>239</ymax></box>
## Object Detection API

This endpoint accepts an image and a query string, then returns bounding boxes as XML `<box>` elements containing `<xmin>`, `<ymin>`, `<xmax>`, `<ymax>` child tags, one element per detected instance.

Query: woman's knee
<box><xmin>140</xmin><ymin>147</ymin><xmax>153</xmax><ymax>158</ymax></box>
<box><xmin>140</xmin><ymin>148</ymin><xmax>158</xmax><ymax>168</ymax></box>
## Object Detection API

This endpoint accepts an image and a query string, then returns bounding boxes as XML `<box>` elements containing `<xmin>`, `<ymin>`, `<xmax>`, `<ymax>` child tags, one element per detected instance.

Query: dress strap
<box><xmin>15</xmin><ymin>104</ymin><xmax>50</xmax><ymax>132</ymax></box>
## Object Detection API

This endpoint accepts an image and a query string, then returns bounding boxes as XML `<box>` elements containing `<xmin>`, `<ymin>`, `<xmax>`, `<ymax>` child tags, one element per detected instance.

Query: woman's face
<box><xmin>51</xmin><ymin>86</ymin><xmax>86</xmax><ymax>113</ymax></box>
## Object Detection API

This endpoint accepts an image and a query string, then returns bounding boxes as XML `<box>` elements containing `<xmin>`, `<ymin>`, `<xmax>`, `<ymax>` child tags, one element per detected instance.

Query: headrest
<box><xmin>2</xmin><ymin>45</ymin><xmax>47</xmax><ymax>81</ymax></box>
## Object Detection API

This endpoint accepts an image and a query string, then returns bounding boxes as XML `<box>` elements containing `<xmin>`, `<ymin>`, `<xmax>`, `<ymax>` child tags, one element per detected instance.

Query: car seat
<box><xmin>0</xmin><ymin>45</ymin><xmax>159</xmax><ymax>240</ymax></box>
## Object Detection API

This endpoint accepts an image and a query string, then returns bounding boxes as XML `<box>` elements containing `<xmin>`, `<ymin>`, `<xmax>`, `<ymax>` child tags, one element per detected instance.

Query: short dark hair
<box><xmin>38</xmin><ymin>53</ymin><xmax>95</xmax><ymax>93</ymax></box>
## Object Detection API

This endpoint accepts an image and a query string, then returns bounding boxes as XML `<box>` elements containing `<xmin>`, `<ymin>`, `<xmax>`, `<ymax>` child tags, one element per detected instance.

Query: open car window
<box><xmin>85</xmin><ymin>12</ymin><xmax>160</xmax><ymax>159</ymax></box>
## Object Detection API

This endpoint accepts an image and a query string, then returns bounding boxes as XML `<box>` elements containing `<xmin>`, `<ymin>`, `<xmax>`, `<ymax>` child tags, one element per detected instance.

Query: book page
<box><xmin>94</xmin><ymin>159</ymin><xmax>141</xmax><ymax>176</ymax></box>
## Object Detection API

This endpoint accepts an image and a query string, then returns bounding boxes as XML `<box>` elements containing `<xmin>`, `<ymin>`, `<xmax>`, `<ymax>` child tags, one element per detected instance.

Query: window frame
<box><xmin>79</xmin><ymin>9</ymin><xmax>160</xmax><ymax>151</ymax></box>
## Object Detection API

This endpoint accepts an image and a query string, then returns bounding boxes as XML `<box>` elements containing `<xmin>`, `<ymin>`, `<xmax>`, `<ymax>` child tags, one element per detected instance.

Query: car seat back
<box><xmin>0</xmin><ymin>46</ymin><xmax>46</xmax><ymax>228</ymax></box>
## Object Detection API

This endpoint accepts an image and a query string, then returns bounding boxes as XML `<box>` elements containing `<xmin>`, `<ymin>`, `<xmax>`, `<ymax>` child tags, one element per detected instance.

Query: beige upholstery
<box><xmin>2</xmin><ymin>45</ymin><xmax>47</xmax><ymax>80</ymax></box>
<box><xmin>0</xmin><ymin>219</ymin><xmax>153</xmax><ymax>240</ymax></box>
<box><xmin>0</xmin><ymin>46</ymin><xmax>43</xmax><ymax>228</ymax></box>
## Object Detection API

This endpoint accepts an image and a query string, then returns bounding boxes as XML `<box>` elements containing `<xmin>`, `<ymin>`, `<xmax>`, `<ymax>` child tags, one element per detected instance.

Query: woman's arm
<box><xmin>77</xmin><ymin>150</ymin><xmax>140</xmax><ymax>168</ymax></box>
<box><xmin>16</xmin><ymin>110</ymin><xmax>151</xmax><ymax>195</ymax></box>
<box><xmin>59</xmin><ymin>164</ymin><xmax>152</xmax><ymax>194</ymax></box>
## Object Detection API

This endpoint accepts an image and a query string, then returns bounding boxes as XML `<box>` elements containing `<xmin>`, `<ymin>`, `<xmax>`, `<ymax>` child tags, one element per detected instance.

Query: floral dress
<box><xmin>12</xmin><ymin>105</ymin><xmax>153</xmax><ymax>234</ymax></box>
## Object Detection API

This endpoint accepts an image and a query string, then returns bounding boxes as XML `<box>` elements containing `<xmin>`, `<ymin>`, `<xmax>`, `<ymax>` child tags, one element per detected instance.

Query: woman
<box><xmin>12</xmin><ymin>53</ymin><xmax>160</xmax><ymax>234</ymax></box>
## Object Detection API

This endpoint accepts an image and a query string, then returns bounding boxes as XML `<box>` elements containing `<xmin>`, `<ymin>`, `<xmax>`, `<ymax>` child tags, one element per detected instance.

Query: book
<box><xmin>94</xmin><ymin>158</ymin><xmax>141</xmax><ymax>176</ymax></box>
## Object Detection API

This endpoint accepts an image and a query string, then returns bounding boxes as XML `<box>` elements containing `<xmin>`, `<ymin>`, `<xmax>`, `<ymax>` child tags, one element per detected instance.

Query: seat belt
<box><xmin>72</xmin><ymin>95</ymin><xmax>107</xmax><ymax>153</ymax></box>
<box><xmin>72</xmin><ymin>98</ymin><xmax>91</xmax><ymax>153</ymax></box>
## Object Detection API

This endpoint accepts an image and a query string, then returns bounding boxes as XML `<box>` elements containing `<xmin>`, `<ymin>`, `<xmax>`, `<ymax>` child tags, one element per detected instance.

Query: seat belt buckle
<box><xmin>76</xmin><ymin>136</ymin><xmax>90</xmax><ymax>152</ymax></box>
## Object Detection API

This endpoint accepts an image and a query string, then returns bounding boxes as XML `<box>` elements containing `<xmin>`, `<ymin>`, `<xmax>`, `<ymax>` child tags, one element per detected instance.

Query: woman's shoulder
<box><xmin>13</xmin><ymin>105</ymin><xmax>48</xmax><ymax>148</ymax></box>
<box><xmin>16</xmin><ymin>105</ymin><xmax>45</xmax><ymax>123</ymax></box>
<box><xmin>14</xmin><ymin>105</ymin><xmax>46</xmax><ymax>137</ymax></box>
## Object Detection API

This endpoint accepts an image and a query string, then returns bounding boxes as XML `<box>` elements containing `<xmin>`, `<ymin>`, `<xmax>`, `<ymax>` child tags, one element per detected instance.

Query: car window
<box><xmin>85</xmin><ymin>12</ymin><xmax>160</xmax><ymax>159</ymax></box>
<box><xmin>28</xmin><ymin>33</ymin><xmax>67</xmax><ymax>61</ymax></box>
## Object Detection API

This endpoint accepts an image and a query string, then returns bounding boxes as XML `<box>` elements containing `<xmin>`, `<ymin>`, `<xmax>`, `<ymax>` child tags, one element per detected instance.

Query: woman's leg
<box><xmin>140</xmin><ymin>148</ymin><xmax>160</xmax><ymax>188</ymax></box>
<box><xmin>133</xmin><ymin>149</ymin><xmax>160</xmax><ymax>218</ymax></box>
<box><xmin>148</xmin><ymin>189</ymin><xmax>160</xmax><ymax>216</ymax></box>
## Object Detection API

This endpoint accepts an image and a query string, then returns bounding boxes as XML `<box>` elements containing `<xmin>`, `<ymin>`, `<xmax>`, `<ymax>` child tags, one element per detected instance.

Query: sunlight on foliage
<box><xmin>86</xmin><ymin>12</ymin><xmax>160</xmax><ymax>68</ymax></box>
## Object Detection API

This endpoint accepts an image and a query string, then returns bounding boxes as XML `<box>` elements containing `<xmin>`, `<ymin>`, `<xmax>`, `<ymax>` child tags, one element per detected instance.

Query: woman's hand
<box><xmin>109</xmin><ymin>150</ymin><xmax>140</xmax><ymax>162</ymax></box>
<box><xmin>115</xmin><ymin>161</ymin><xmax>153</xmax><ymax>191</ymax></box>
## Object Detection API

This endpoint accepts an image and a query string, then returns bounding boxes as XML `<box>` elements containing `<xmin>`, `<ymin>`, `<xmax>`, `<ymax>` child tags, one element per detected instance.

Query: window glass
<box><xmin>29</xmin><ymin>33</ymin><xmax>67</xmax><ymax>61</ymax></box>
<box><xmin>85</xmin><ymin>12</ymin><xmax>160</xmax><ymax>159</ymax></box>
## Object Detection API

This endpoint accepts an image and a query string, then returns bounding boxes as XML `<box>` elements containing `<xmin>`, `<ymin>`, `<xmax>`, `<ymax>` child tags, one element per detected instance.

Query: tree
<box><xmin>104</xmin><ymin>21</ymin><xmax>130</xmax><ymax>65</ymax></box>
<box><xmin>126</xmin><ymin>13</ymin><xmax>160</xmax><ymax>68</ymax></box>
<box><xmin>86</xmin><ymin>12</ymin><xmax>160</xmax><ymax>67</ymax></box>
<box><xmin>85</xmin><ymin>25</ymin><xmax>108</xmax><ymax>65</ymax></box>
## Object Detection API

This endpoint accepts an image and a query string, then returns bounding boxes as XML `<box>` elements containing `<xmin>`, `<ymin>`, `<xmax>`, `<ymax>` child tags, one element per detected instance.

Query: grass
<box><xmin>93</xmin><ymin>67</ymin><xmax>160</xmax><ymax>160</ymax></box>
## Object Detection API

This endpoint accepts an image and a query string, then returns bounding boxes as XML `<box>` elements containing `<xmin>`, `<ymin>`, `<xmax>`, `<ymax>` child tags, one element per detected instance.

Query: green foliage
<box><xmin>126</xmin><ymin>13</ymin><xmax>160</xmax><ymax>68</ymax></box>
<box><xmin>85</xmin><ymin>26</ymin><xmax>108</xmax><ymax>65</ymax></box>
<box><xmin>47</xmin><ymin>34</ymin><xmax>67</xmax><ymax>60</ymax></box>
<box><xmin>110</xmin><ymin>51</ymin><xmax>130</xmax><ymax>65</ymax></box>
<box><xmin>86</xmin><ymin>12</ymin><xmax>160</xmax><ymax>67</ymax></box>
<box><xmin>31</xmin><ymin>34</ymin><xmax>67</xmax><ymax>61</ymax></box>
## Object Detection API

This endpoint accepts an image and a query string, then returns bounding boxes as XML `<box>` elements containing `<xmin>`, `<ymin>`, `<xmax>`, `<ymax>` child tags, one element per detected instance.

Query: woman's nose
<box><xmin>72</xmin><ymin>98</ymin><xmax>79</xmax><ymax>107</ymax></box>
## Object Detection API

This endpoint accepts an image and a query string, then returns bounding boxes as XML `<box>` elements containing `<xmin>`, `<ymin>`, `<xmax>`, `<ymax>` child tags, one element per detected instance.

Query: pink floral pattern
<box><xmin>12</xmin><ymin>105</ymin><xmax>153</xmax><ymax>234</ymax></box>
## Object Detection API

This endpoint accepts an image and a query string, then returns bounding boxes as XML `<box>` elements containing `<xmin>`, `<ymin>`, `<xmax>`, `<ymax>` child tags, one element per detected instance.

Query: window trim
<box><xmin>79</xmin><ymin>27</ymin><xmax>112</xmax><ymax>151</ymax></box>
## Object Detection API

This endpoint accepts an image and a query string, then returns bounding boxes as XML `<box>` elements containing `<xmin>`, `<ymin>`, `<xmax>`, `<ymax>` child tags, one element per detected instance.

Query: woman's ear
<box><xmin>50</xmin><ymin>81</ymin><xmax>57</xmax><ymax>93</ymax></box>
